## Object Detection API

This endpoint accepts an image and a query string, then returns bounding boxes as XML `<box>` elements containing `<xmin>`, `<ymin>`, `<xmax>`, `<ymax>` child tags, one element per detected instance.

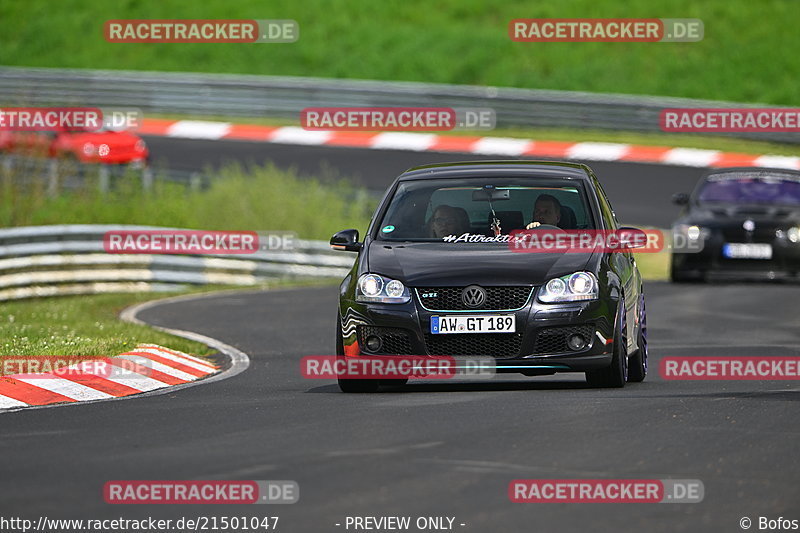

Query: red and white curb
<box><xmin>140</xmin><ymin>118</ymin><xmax>800</xmax><ymax>170</ymax></box>
<box><xmin>0</xmin><ymin>344</ymin><xmax>218</xmax><ymax>411</ymax></box>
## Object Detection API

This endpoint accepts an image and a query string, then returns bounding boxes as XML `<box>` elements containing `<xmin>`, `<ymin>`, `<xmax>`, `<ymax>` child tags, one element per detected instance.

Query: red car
<box><xmin>0</xmin><ymin>126</ymin><xmax>149</xmax><ymax>166</ymax></box>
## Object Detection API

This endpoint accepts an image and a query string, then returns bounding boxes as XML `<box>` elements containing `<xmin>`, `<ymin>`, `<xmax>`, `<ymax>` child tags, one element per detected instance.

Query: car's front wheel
<box><xmin>335</xmin><ymin>312</ymin><xmax>380</xmax><ymax>393</ymax></box>
<box><xmin>585</xmin><ymin>303</ymin><xmax>627</xmax><ymax>388</ymax></box>
<box><xmin>670</xmin><ymin>257</ymin><xmax>705</xmax><ymax>282</ymax></box>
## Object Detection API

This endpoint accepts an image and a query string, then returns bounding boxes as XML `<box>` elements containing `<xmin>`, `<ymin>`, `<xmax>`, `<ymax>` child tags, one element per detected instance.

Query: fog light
<box><xmin>567</xmin><ymin>334</ymin><xmax>587</xmax><ymax>351</ymax></box>
<box><xmin>365</xmin><ymin>335</ymin><xmax>382</xmax><ymax>353</ymax></box>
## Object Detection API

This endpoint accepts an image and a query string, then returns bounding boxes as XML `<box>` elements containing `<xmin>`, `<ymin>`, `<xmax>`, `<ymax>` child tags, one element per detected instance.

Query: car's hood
<box><xmin>367</xmin><ymin>241</ymin><xmax>597</xmax><ymax>286</ymax></box>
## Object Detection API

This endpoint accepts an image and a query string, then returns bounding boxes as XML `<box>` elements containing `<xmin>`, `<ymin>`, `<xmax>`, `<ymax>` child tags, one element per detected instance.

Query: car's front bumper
<box><xmin>339</xmin><ymin>293</ymin><xmax>616</xmax><ymax>374</ymax></box>
<box><xmin>673</xmin><ymin>234</ymin><xmax>800</xmax><ymax>278</ymax></box>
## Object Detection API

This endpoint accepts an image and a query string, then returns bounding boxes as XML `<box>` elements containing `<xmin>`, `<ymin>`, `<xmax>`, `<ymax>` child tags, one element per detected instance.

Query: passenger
<box><xmin>526</xmin><ymin>194</ymin><xmax>562</xmax><ymax>229</ymax></box>
<box><xmin>429</xmin><ymin>205</ymin><xmax>470</xmax><ymax>237</ymax></box>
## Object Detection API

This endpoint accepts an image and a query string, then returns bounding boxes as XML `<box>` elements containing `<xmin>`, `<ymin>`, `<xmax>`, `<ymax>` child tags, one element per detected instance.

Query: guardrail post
<box><xmin>98</xmin><ymin>165</ymin><xmax>110</xmax><ymax>194</ymax></box>
<box><xmin>141</xmin><ymin>167</ymin><xmax>153</xmax><ymax>191</ymax></box>
<box><xmin>189</xmin><ymin>172</ymin><xmax>202</xmax><ymax>192</ymax></box>
<box><xmin>47</xmin><ymin>159</ymin><xmax>59</xmax><ymax>197</ymax></box>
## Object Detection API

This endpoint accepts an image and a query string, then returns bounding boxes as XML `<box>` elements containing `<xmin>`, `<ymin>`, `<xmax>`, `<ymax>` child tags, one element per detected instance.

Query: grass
<box><xmin>0</xmin><ymin>161</ymin><xmax>366</xmax><ymax>362</ymax></box>
<box><xmin>0</xmin><ymin>161</ymin><xmax>375</xmax><ymax>239</ymax></box>
<box><xmin>0</xmin><ymin>292</ymin><xmax>213</xmax><ymax>360</ymax></box>
<box><xmin>1</xmin><ymin>0</ymin><xmax>798</xmax><ymax>106</ymax></box>
<box><xmin>634</xmin><ymin>250</ymin><xmax>669</xmax><ymax>281</ymax></box>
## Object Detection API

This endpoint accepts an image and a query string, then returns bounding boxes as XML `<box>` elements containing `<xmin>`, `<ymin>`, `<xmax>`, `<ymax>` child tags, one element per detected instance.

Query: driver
<box><xmin>429</xmin><ymin>205</ymin><xmax>470</xmax><ymax>237</ymax></box>
<box><xmin>526</xmin><ymin>194</ymin><xmax>561</xmax><ymax>229</ymax></box>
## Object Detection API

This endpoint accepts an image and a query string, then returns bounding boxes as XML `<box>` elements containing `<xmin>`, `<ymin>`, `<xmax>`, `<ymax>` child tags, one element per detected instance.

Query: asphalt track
<box><xmin>2</xmin><ymin>283</ymin><xmax>799</xmax><ymax>532</ymax></box>
<box><xmin>1</xmin><ymin>142</ymin><xmax>799</xmax><ymax>533</ymax></box>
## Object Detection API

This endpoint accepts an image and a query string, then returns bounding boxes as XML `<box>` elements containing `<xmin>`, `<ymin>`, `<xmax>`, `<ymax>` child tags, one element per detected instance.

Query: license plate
<box><xmin>430</xmin><ymin>315</ymin><xmax>515</xmax><ymax>334</ymax></box>
<box><xmin>723</xmin><ymin>243</ymin><xmax>773</xmax><ymax>259</ymax></box>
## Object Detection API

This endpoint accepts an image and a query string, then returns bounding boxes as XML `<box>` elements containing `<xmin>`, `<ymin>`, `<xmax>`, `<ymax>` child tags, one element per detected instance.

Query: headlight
<box><xmin>82</xmin><ymin>142</ymin><xmax>96</xmax><ymax>156</ymax></box>
<box><xmin>788</xmin><ymin>227</ymin><xmax>800</xmax><ymax>243</ymax></box>
<box><xmin>135</xmin><ymin>139</ymin><xmax>146</xmax><ymax>152</ymax></box>
<box><xmin>538</xmin><ymin>272</ymin><xmax>598</xmax><ymax>303</ymax></box>
<box><xmin>673</xmin><ymin>224</ymin><xmax>706</xmax><ymax>241</ymax></box>
<box><xmin>356</xmin><ymin>273</ymin><xmax>410</xmax><ymax>304</ymax></box>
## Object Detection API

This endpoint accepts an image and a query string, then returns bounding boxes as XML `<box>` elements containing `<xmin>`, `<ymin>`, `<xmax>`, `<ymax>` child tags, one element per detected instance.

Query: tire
<box><xmin>335</xmin><ymin>312</ymin><xmax>380</xmax><ymax>393</ymax></box>
<box><xmin>670</xmin><ymin>259</ymin><xmax>705</xmax><ymax>283</ymax></box>
<box><xmin>585</xmin><ymin>302</ymin><xmax>627</xmax><ymax>388</ymax></box>
<box><xmin>627</xmin><ymin>293</ymin><xmax>648</xmax><ymax>383</ymax></box>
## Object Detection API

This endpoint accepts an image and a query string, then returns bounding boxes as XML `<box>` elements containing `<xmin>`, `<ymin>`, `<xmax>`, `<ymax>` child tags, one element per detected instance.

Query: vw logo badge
<box><xmin>462</xmin><ymin>285</ymin><xmax>487</xmax><ymax>308</ymax></box>
<box><xmin>743</xmin><ymin>219</ymin><xmax>755</xmax><ymax>232</ymax></box>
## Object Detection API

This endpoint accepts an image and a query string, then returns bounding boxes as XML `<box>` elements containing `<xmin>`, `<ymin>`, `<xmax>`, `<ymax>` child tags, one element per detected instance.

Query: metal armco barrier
<box><xmin>0</xmin><ymin>225</ymin><xmax>353</xmax><ymax>300</ymax></box>
<box><xmin>0</xmin><ymin>66</ymin><xmax>797</xmax><ymax>143</ymax></box>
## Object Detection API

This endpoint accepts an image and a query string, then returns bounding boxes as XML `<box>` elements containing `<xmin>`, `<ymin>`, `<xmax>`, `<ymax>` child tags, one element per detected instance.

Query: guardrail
<box><xmin>1</xmin><ymin>66</ymin><xmax>797</xmax><ymax>144</ymax></box>
<box><xmin>0</xmin><ymin>225</ymin><xmax>352</xmax><ymax>300</ymax></box>
<box><xmin>1</xmin><ymin>153</ymin><xmax>215</xmax><ymax>192</ymax></box>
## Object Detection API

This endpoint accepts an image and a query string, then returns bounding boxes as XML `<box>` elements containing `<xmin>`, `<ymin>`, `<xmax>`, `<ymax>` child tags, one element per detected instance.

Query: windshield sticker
<box><xmin>442</xmin><ymin>233</ymin><xmax>514</xmax><ymax>243</ymax></box>
<box><xmin>381</xmin><ymin>225</ymin><xmax>395</xmax><ymax>233</ymax></box>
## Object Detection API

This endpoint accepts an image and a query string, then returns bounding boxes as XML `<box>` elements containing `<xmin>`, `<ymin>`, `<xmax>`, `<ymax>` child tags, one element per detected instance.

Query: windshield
<box><xmin>697</xmin><ymin>172</ymin><xmax>800</xmax><ymax>206</ymax></box>
<box><xmin>376</xmin><ymin>177</ymin><xmax>595</xmax><ymax>241</ymax></box>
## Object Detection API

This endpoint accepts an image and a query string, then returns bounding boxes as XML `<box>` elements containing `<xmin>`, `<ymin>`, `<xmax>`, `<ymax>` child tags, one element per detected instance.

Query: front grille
<box><xmin>720</xmin><ymin>226</ymin><xmax>778</xmax><ymax>243</ymax></box>
<box><xmin>532</xmin><ymin>325</ymin><xmax>595</xmax><ymax>354</ymax></box>
<box><xmin>357</xmin><ymin>325</ymin><xmax>414</xmax><ymax>355</ymax></box>
<box><xmin>424</xmin><ymin>332</ymin><xmax>523</xmax><ymax>357</ymax></box>
<box><xmin>415</xmin><ymin>286</ymin><xmax>533</xmax><ymax>311</ymax></box>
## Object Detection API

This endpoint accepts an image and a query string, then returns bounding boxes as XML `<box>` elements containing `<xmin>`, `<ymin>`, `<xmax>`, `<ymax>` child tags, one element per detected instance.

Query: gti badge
<box><xmin>462</xmin><ymin>285</ymin><xmax>487</xmax><ymax>308</ymax></box>
<box><xmin>421</xmin><ymin>292</ymin><xmax>438</xmax><ymax>298</ymax></box>
<box><xmin>743</xmin><ymin>219</ymin><xmax>755</xmax><ymax>232</ymax></box>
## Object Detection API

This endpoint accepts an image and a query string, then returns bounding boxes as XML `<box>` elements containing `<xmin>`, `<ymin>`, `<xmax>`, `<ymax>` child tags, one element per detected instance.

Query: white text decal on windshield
<box><xmin>442</xmin><ymin>233</ymin><xmax>514</xmax><ymax>243</ymax></box>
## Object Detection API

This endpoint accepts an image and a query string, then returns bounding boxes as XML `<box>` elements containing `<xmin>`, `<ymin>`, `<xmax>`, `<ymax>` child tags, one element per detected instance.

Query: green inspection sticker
<box><xmin>382</xmin><ymin>225</ymin><xmax>395</xmax><ymax>233</ymax></box>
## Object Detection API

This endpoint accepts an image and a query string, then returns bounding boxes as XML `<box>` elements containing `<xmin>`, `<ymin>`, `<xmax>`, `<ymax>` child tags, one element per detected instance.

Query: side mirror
<box><xmin>617</xmin><ymin>227</ymin><xmax>649</xmax><ymax>249</ymax></box>
<box><xmin>330</xmin><ymin>229</ymin><xmax>362</xmax><ymax>252</ymax></box>
<box><xmin>672</xmin><ymin>193</ymin><xmax>690</xmax><ymax>206</ymax></box>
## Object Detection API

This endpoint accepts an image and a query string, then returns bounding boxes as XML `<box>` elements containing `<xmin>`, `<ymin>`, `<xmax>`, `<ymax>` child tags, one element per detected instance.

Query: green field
<box><xmin>1</xmin><ymin>0</ymin><xmax>798</xmax><ymax>105</ymax></box>
<box><xmin>0</xmin><ymin>292</ymin><xmax>212</xmax><ymax>360</ymax></box>
<box><xmin>0</xmin><ymin>162</ymin><xmax>374</xmax><ymax>240</ymax></box>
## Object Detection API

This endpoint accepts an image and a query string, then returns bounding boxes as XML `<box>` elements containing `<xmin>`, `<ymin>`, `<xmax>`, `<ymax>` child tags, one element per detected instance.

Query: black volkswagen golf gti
<box><xmin>330</xmin><ymin>161</ymin><xmax>647</xmax><ymax>392</ymax></box>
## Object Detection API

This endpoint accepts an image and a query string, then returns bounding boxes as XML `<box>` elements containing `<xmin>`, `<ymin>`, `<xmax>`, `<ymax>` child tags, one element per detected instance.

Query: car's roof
<box><xmin>397</xmin><ymin>160</ymin><xmax>593</xmax><ymax>181</ymax></box>
<box><xmin>702</xmin><ymin>167</ymin><xmax>800</xmax><ymax>180</ymax></box>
